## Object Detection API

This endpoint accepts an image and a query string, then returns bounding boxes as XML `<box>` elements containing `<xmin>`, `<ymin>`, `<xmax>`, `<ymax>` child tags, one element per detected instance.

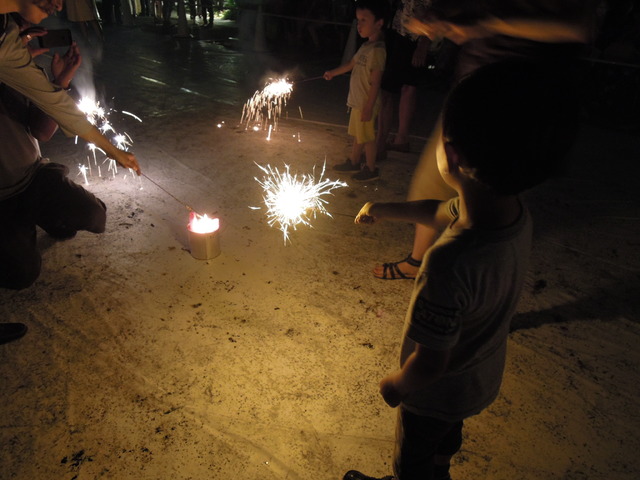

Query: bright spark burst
<box><xmin>254</xmin><ymin>162</ymin><xmax>347</xmax><ymax>244</ymax></box>
<box><xmin>241</xmin><ymin>78</ymin><xmax>293</xmax><ymax>133</ymax></box>
<box><xmin>76</xmin><ymin>96</ymin><xmax>141</xmax><ymax>181</ymax></box>
<box><xmin>77</xmin><ymin>97</ymin><xmax>106</xmax><ymax>125</ymax></box>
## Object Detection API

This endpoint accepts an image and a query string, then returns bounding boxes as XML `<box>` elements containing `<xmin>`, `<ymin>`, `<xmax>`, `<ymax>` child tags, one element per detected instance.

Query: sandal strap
<box><xmin>382</xmin><ymin>262</ymin><xmax>409</xmax><ymax>280</ymax></box>
<box><xmin>404</xmin><ymin>254</ymin><xmax>422</xmax><ymax>268</ymax></box>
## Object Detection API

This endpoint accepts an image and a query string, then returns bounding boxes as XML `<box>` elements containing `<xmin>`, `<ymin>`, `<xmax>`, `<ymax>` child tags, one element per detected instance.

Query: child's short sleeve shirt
<box><xmin>400</xmin><ymin>197</ymin><xmax>533</xmax><ymax>421</ymax></box>
<box><xmin>347</xmin><ymin>40</ymin><xmax>386</xmax><ymax>110</ymax></box>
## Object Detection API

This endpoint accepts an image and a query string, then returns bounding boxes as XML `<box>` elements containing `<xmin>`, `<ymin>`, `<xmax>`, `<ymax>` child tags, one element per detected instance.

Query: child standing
<box><xmin>323</xmin><ymin>0</ymin><xmax>386</xmax><ymax>182</ymax></box>
<box><xmin>347</xmin><ymin>60</ymin><xmax>578</xmax><ymax>480</ymax></box>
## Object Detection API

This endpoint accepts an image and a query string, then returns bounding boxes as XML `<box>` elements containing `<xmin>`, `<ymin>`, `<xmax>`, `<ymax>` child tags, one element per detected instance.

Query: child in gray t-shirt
<box><xmin>348</xmin><ymin>59</ymin><xmax>579</xmax><ymax>480</ymax></box>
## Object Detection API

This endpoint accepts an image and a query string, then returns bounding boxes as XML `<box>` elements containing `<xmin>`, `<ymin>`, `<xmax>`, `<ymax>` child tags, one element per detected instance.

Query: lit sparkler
<box><xmin>76</xmin><ymin>96</ymin><xmax>140</xmax><ymax>183</ymax></box>
<box><xmin>254</xmin><ymin>162</ymin><xmax>347</xmax><ymax>244</ymax></box>
<box><xmin>241</xmin><ymin>77</ymin><xmax>293</xmax><ymax>132</ymax></box>
<box><xmin>77</xmin><ymin>96</ymin><xmax>106</xmax><ymax>125</ymax></box>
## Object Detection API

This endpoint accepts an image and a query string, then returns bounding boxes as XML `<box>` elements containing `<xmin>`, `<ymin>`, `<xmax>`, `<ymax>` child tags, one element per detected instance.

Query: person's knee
<box><xmin>82</xmin><ymin>198</ymin><xmax>107</xmax><ymax>234</ymax></box>
<box><xmin>89</xmin><ymin>201</ymin><xmax>107</xmax><ymax>233</ymax></box>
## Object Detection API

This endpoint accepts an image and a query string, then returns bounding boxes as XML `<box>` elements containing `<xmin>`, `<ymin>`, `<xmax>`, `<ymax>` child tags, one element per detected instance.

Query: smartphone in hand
<box><xmin>38</xmin><ymin>29</ymin><xmax>73</xmax><ymax>48</ymax></box>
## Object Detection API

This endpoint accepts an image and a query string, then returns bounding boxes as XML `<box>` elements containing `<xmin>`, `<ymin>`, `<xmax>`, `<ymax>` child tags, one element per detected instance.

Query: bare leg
<box><xmin>373</xmin><ymin>222</ymin><xmax>439</xmax><ymax>278</ymax></box>
<box><xmin>373</xmin><ymin>118</ymin><xmax>455</xmax><ymax>279</ymax></box>
<box><xmin>363</xmin><ymin>141</ymin><xmax>377</xmax><ymax>171</ymax></box>
<box><xmin>349</xmin><ymin>141</ymin><xmax>364</xmax><ymax>167</ymax></box>
<box><xmin>393</xmin><ymin>84</ymin><xmax>417</xmax><ymax>146</ymax></box>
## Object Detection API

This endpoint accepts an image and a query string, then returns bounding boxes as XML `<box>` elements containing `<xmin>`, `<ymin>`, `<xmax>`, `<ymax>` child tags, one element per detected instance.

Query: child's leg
<box><xmin>394</xmin><ymin>408</ymin><xmax>463</xmax><ymax>480</ymax></box>
<box><xmin>363</xmin><ymin>140</ymin><xmax>377</xmax><ymax>171</ymax></box>
<box><xmin>349</xmin><ymin>140</ymin><xmax>365</xmax><ymax>166</ymax></box>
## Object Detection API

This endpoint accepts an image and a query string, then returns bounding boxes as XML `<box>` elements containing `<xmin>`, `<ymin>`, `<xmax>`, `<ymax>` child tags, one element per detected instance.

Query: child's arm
<box><xmin>355</xmin><ymin>200</ymin><xmax>452</xmax><ymax>229</ymax></box>
<box><xmin>323</xmin><ymin>57</ymin><xmax>356</xmax><ymax>80</ymax></box>
<box><xmin>379</xmin><ymin>344</ymin><xmax>450</xmax><ymax>407</ymax></box>
<box><xmin>361</xmin><ymin>68</ymin><xmax>382</xmax><ymax>122</ymax></box>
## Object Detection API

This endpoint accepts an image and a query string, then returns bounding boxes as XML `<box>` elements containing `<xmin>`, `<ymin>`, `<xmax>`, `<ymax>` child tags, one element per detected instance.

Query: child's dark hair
<box><xmin>442</xmin><ymin>60</ymin><xmax>579</xmax><ymax>195</ymax></box>
<box><xmin>354</xmin><ymin>0</ymin><xmax>389</xmax><ymax>23</ymax></box>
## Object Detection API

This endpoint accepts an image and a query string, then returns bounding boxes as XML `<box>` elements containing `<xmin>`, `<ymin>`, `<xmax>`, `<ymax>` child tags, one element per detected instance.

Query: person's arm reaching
<box><xmin>323</xmin><ymin>57</ymin><xmax>356</xmax><ymax>80</ymax></box>
<box><xmin>1</xmin><ymin>16</ymin><xmax>141</xmax><ymax>174</ymax></box>
<box><xmin>27</xmin><ymin>40</ymin><xmax>81</xmax><ymax>141</ymax></box>
<box><xmin>355</xmin><ymin>199</ymin><xmax>452</xmax><ymax>229</ymax></box>
<box><xmin>405</xmin><ymin>14</ymin><xmax>587</xmax><ymax>45</ymax></box>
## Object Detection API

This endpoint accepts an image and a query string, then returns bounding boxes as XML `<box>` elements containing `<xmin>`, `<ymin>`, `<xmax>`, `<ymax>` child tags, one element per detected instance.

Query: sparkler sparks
<box><xmin>77</xmin><ymin>164</ymin><xmax>89</xmax><ymax>185</ymax></box>
<box><xmin>254</xmin><ymin>162</ymin><xmax>347</xmax><ymax>244</ymax></box>
<box><xmin>75</xmin><ymin>96</ymin><xmax>140</xmax><ymax>183</ymax></box>
<box><xmin>241</xmin><ymin>77</ymin><xmax>293</xmax><ymax>133</ymax></box>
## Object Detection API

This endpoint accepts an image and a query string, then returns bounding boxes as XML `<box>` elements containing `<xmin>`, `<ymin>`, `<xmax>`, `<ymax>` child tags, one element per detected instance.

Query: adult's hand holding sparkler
<box><xmin>82</xmin><ymin>126</ymin><xmax>142</xmax><ymax>175</ymax></box>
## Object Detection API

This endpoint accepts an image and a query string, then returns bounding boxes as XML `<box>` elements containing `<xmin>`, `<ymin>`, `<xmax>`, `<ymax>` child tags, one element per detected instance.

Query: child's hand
<box><xmin>323</xmin><ymin>71</ymin><xmax>334</xmax><ymax>81</ymax></box>
<box><xmin>354</xmin><ymin>201</ymin><xmax>378</xmax><ymax>224</ymax></box>
<box><xmin>380</xmin><ymin>373</ymin><xmax>403</xmax><ymax>408</ymax></box>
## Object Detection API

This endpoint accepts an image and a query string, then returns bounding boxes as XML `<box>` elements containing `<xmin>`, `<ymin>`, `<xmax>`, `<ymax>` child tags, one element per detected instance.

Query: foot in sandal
<box><xmin>373</xmin><ymin>254</ymin><xmax>421</xmax><ymax>280</ymax></box>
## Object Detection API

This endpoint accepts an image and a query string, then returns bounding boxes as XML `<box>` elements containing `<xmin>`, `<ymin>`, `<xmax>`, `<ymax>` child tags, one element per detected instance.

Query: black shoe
<box><xmin>0</xmin><ymin>323</ymin><xmax>28</xmax><ymax>345</ymax></box>
<box><xmin>343</xmin><ymin>470</ymin><xmax>395</xmax><ymax>480</ymax></box>
<box><xmin>351</xmin><ymin>166</ymin><xmax>380</xmax><ymax>182</ymax></box>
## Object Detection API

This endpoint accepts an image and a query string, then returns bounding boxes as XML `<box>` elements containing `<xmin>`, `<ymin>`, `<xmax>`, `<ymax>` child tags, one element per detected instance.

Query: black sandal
<box><xmin>375</xmin><ymin>254</ymin><xmax>421</xmax><ymax>280</ymax></box>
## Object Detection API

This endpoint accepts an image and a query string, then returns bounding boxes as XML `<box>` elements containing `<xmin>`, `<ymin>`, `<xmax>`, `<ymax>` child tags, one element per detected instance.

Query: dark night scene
<box><xmin>1</xmin><ymin>1</ymin><xmax>639</xmax><ymax>479</ymax></box>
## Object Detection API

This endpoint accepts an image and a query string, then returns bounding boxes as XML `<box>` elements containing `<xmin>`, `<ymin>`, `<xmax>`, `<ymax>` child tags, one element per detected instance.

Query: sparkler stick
<box><xmin>295</xmin><ymin>75</ymin><xmax>324</xmax><ymax>83</ymax></box>
<box><xmin>142</xmin><ymin>173</ymin><xmax>195</xmax><ymax>212</ymax></box>
<box><xmin>328</xmin><ymin>211</ymin><xmax>353</xmax><ymax>218</ymax></box>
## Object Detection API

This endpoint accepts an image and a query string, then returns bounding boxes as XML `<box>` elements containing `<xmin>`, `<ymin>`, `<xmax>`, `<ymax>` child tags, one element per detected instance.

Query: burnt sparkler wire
<box><xmin>141</xmin><ymin>173</ymin><xmax>195</xmax><ymax>212</ymax></box>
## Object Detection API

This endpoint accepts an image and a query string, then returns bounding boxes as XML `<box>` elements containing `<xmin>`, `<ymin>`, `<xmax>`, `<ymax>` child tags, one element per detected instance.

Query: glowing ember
<box><xmin>188</xmin><ymin>212</ymin><xmax>220</xmax><ymax>234</ymax></box>
<box><xmin>254</xmin><ymin>162</ymin><xmax>347</xmax><ymax>244</ymax></box>
<box><xmin>241</xmin><ymin>77</ymin><xmax>293</xmax><ymax>133</ymax></box>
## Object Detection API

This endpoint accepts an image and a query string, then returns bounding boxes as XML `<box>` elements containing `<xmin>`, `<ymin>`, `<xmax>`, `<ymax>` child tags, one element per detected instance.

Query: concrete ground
<box><xmin>1</xmin><ymin>13</ymin><xmax>639</xmax><ymax>480</ymax></box>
